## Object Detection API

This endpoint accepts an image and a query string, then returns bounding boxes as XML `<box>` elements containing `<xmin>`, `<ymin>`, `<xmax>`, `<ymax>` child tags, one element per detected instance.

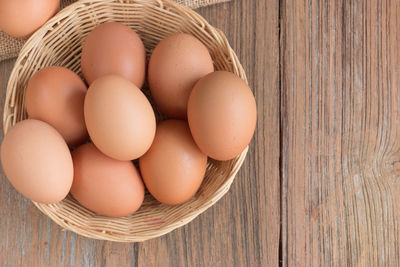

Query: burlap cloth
<box><xmin>0</xmin><ymin>0</ymin><xmax>229</xmax><ymax>62</ymax></box>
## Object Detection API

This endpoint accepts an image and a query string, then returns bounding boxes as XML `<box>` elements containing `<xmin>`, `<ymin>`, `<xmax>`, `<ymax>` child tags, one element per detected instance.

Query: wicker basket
<box><xmin>3</xmin><ymin>0</ymin><xmax>248</xmax><ymax>242</ymax></box>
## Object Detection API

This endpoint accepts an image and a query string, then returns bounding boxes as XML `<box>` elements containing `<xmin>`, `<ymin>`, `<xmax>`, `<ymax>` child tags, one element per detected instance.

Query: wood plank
<box><xmin>137</xmin><ymin>0</ymin><xmax>280</xmax><ymax>266</ymax></box>
<box><xmin>281</xmin><ymin>0</ymin><xmax>400</xmax><ymax>265</ymax></box>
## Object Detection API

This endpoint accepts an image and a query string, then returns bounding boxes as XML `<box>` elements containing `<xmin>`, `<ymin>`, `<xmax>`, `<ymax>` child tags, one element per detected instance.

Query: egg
<box><xmin>25</xmin><ymin>66</ymin><xmax>88</xmax><ymax>147</ymax></box>
<box><xmin>187</xmin><ymin>71</ymin><xmax>257</xmax><ymax>161</ymax></box>
<box><xmin>0</xmin><ymin>119</ymin><xmax>73</xmax><ymax>204</ymax></box>
<box><xmin>84</xmin><ymin>75</ymin><xmax>156</xmax><ymax>160</ymax></box>
<box><xmin>139</xmin><ymin>120</ymin><xmax>207</xmax><ymax>205</ymax></box>
<box><xmin>70</xmin><ymin>143</ymin><xmax>144</xmax><ymax>217</ymax></box>
<box><xmin>0</xmin><ymin>0</ymin><xmax>60</xmax><ymax>38</ymax></box>
<box><xmin>148</xmin><ymin>33</ymin><xmax>214</xmax><ymax>119</ymax></box>
<box><xmin>81</xmin><ymin>22</ymin><xmax>146</xmax><ymax>87</ymax></box>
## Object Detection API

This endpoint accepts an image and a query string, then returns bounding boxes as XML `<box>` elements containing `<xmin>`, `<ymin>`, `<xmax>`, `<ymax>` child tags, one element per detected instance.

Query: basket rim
<box><xmin>2</xmin><ymin>0</ymin><xmax>250</xmax><ymax>242</ymax></box>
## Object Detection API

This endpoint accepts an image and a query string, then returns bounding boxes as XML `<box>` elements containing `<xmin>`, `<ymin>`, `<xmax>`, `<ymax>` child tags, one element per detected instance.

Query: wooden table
<box><xmin>1</xmin><ymin>0</ymin><xmax>399</xmax><ymax>266</ymax></box>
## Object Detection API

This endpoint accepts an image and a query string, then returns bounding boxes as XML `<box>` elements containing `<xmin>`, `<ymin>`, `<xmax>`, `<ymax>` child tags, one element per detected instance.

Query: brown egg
<box><xmin>84</xmin><ymin>75</ymin><xmax>156</xmax><ymax>160</ymax></box>
<box><xmin>148</xmin><ymin>33</ymin><xmax>214</xmax><ymax>119</ymax></box>
<box><xmin>0</xmin><ymin>119</ymin><xmax>73</xmax><ymax>204</ymax></box>
<box><xmin>81</xmin><ymin>22</ymin><xmax>146</xmax><ymax>87</ymax></box>
<box><xmin>71</xmin><ymin>143</ymin><xmax>144</xmax><ymax>217</ymax></box>
<box><xmin>139</xmin><ymin>120</ymin><xmax>207</xmax><ymax>205</ymax></box>
<box><xmin>187</xmin><ymin>71</ymin><xmax>257</xmax><ymax>161</ymax></box>
<box><xmin>25</xmin><ymin>66</ymin><xmax>88</xmax><ymax>147</ymax></box>
<box><xmin>0</xmin><ymin>0</ymin><xmax>60</xmax><ymax>38</ymax></box>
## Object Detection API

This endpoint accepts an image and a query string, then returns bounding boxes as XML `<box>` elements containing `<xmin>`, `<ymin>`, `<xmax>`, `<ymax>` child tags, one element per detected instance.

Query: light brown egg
<box><xmin>25</xmin><ymin>66</ymin><xmax>88</xmax><ymax>147</ymax></box>
<box><xmin>81</xmin><ymin>22</ymin><xmax>146</xmax><ymax>87</ymax></box>
<box><xmin>70</xmin><ymin>143</ymin><xmax>144</xmax><ymax>217</ymax></box>
<box><xmin>0</xmin><ymin>0</ymin><xmax>60</xmax><ymax>38</ymax></box>
<box><xmin>0</xmin><ymin>119</ymin><xmax>73</xmax><ymax>204</ymax></box>
<box><xmin>139</xmin><ymin>120</ymin><xmax>207</xmax><ymax>205</ymax></box>
<box><xmin>84</xmin><ymin>75</ymin><xmax>156</xmax><ymax>160</ymax></box>
<box><xmin>148</xmin><ymin>33</ymin><xmax>214</xmax><ymax>119</ymax></box>
<box><xmin>187</xmin><ymin>71</ymin><xmax>257</xmax><ymax>161</ymax></box>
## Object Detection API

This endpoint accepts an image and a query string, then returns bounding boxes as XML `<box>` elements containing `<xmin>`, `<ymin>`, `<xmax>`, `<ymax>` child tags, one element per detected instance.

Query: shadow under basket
<box><xmin>3</xmin><ymin>0</ymin><xmax>248</xmax><ymax>242</ymax></box>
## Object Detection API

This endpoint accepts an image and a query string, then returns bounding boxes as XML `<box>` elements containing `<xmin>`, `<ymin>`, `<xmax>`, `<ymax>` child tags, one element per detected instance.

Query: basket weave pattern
<box><xmin>3</xmin><ymin>0</ymin><xmax>248</xmax><ymax>241</ymax></box>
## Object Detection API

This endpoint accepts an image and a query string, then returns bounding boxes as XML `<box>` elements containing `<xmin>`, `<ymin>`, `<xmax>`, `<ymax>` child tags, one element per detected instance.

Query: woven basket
<box><xmin>2</xmin><ymin>0</ymin><xmax>248</xmax><ymax>242</ymax></box>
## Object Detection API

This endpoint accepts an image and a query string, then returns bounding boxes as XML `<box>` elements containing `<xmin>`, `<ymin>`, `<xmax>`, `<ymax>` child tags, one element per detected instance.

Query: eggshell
<box><xmin>25</xmin><ymin>66</ymin><xmax>88</xmax><ymax>147</ymax></box>
<box><xmin>0</xmin><ymin>119</ymin><xmax>73</xmax><ymax>204</ymax></box>
<box><xmin>70</xmin><ymin>143</ymin><xmax>144</xmax><ymax>217</ymax></box>
<box><xmin>187</xmin><ymin>71</ymin><xmax>257</xmax><ymax>161</ymax></box>
<box><xmin>0</xmin><ymin>0</ymin><xmax>60</xmax><ymax>38</ymax></box>
<box><xmin>84</xmin><ymin>75</ymin><xmax>156</xmax><ymax>160</ymax></box>
<box><xmin>81</xmin><ymin>22</ymin><xmax>146</xmax><ymax>87</ymax></box>
<box><xmin>139</xmin><ymin>120</ymin><xmax>207</xmax><ymax>205</ymax></box>
<box><xmin>148</xmin><ymin>33</ymin><xmax>214</xmax><ymax>119</ymax></box>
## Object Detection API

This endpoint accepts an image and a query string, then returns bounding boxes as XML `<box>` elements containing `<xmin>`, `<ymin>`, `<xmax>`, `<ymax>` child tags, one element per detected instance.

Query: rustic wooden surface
<box><xmin>0</xmin><ymin>0</ymin><xmax>281</xmax><ymax>266</ymax></box>
<box><xmin>281</xmin><ymin>0</ymin><xmax>400</xmax><ymax>266</ymax></box>
<box><xmin>3</xmin><ymin>0</ymin><xmax>399</xmax><ymax>266</ymax></box>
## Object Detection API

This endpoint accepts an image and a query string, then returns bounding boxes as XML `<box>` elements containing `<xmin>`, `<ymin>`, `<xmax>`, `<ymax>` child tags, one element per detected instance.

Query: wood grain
<box><xmin>281</xmin><ymin>0</ymin><xmax>400</xmax><ymax>266</ymax></box>
<box><xmin>0</xmin><ymin>1</ymin><xmax>279</xmax><ymax>266</ymax></box>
